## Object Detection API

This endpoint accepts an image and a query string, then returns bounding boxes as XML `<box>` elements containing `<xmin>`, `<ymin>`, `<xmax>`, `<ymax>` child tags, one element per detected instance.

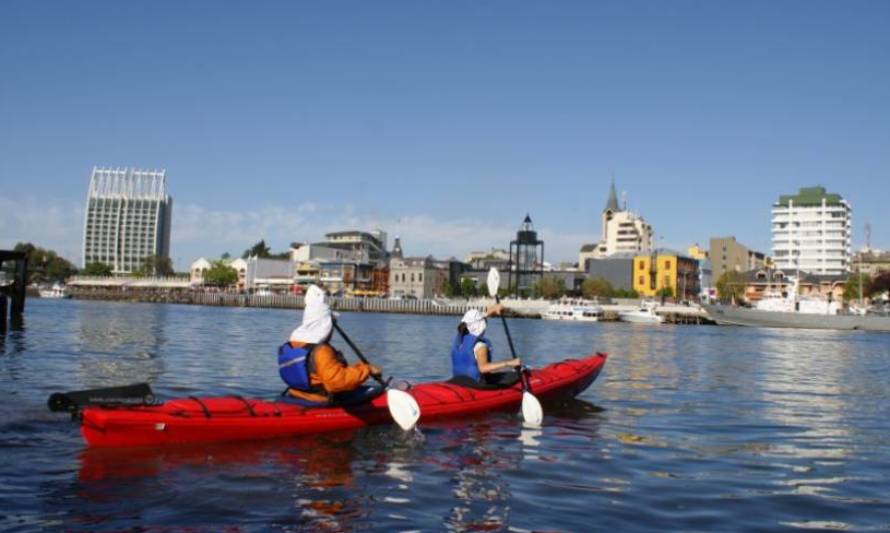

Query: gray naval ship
<box><xmin>703</xmin><ymin>304</ymin><xmax>890</xmax><ymax>332</ymax></box>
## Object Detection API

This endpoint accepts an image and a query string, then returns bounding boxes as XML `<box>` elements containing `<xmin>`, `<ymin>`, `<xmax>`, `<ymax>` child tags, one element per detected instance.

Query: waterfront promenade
<box><xmin>64</xmin><ymin>285</ymin><xmax>712</xmax><ymax>324</ymax></box>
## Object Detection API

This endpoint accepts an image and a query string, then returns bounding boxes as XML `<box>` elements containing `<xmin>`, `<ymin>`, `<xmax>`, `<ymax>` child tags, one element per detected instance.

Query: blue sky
<box><xmin>1</xmin><ymin>1</ymin><xmax>888</xmax><ymax>269</ymax></box>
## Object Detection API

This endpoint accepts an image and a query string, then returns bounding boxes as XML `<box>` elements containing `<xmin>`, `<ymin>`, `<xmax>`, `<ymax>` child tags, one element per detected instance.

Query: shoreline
<box><xmin>61</xmin><ymin>287</ymin><xmax>715</xmax><ymax>325</ymax></box>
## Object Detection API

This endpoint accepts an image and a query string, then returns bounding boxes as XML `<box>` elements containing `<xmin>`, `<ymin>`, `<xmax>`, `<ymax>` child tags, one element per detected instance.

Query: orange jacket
<box><xmin>287</xmin><ymin>342</ymin><xmax>372</xmax><ymax>402</ymax></box>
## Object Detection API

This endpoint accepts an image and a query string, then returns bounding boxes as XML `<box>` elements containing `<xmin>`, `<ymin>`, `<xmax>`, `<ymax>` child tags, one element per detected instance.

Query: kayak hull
<box><xmin>80</xmin><ymin>353</ymin><xmax>607</xmax><ymax>447</ymax></box>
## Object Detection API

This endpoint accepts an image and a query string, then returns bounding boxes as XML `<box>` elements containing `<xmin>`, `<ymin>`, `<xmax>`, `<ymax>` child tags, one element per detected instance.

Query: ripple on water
<box><xmin>3</xmin><ymin>301</ymin><xmax>890</xmax><ymax>532</ymax></box>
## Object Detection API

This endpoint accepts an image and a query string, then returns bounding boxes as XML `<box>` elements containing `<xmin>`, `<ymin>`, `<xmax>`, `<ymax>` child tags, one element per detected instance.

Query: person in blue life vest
<box><xmin>278</xmin><ymin>285</ymin><xmax>382</xmax><ymax>407</ymax></box>
<box><xmin>449</xmin><ymin>304</ymin><xmax>522</xmax><ymax>388</ymax></box>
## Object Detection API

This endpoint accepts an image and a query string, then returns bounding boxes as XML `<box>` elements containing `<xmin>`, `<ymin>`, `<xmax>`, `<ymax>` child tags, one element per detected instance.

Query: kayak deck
<box><xmin>80</xmin><ymin>353</ymin><xmax>607</xmax><ymax>447</ymax></box>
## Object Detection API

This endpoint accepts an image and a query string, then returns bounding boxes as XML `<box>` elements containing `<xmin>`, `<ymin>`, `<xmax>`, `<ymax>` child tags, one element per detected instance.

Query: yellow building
<box><xmin>633</xmin><ymin>252</ymin><xmax>701</xmax><ymax>300</ymax></box>
<box><xmin>687</xmin><ymin>244</ymin><xmax>708</xmax><ymax>261</ymax></box>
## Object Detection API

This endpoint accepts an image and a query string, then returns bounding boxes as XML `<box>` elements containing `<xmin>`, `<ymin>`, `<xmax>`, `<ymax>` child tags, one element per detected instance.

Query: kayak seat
<box><xmin>447</xmin><ymin>372</ymin><xmax>520</xmax><ymax>390</ymax></box>
<box><xmin>278</xmin><ymin>385</ymin><xmax>385</xmax><ymax>408</ymax></box>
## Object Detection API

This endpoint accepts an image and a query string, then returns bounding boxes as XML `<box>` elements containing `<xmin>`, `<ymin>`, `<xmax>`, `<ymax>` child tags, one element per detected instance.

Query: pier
<box><xmin>0</xmin><ymin>250</ymin><xmax>28</xmax><ymax>331</ymax></box>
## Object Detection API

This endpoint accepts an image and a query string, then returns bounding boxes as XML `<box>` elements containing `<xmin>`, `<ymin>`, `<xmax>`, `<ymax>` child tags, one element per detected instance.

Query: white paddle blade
<box><xmin>387</xmin><ymin>389</ymin><xmax>421</xmax><ymax>431</ymax></box>
<box><xmin>521</xmin><ymin>391</ymin><xmax>544</xmax><ymax>427</ymax></box>
<box><xmin>487</xmin><ymin>268</ymin><xmax>500</xmax><ymax>297</ymax></box>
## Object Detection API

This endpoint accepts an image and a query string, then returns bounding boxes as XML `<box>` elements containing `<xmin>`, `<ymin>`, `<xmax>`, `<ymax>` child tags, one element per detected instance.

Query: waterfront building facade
<box><xmin>771</xmin><ymin>186</ymin><xmax>852</xmax><ymax>275</ymax></box>
<box><xmin>189</xmin><ymin>258</ymin><xmax>212</xmax><ymax>285</ymax></box>
<box><xmin>709</xmin><ymin>236</ymin><xmax>767</xmax><ymax>282</ymax></box>
<box><xmin>852</xmin><ymin>250</ymin><xmax>890</xmax><ymax>277</ymax></box>
<box><xmin>578</xmin><ymin>179</ymin><xmax>653</xmax><ymax>268</ymax></box>
<box><xmin>633</xmin><ymin>251</ymin><xmax>701</xmax><ymax>301</ymax></box>
<box><xmin>389</xmin><ymin>256</ymin><xmax>440</xmax><ymax>299</ymax></box>
<box><xmin>82</xmin><ymin>167</ymin><xmax>172</xmax><ymax>274</ymax></box>
<box><xmin>584</xmin><ymin>254</ymin><xmax>635</xmax><ymax>292</ymax></box>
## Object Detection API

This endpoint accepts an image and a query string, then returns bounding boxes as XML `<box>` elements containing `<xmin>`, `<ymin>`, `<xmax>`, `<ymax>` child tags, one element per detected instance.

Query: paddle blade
<box><xmin>521</xmin><ymin>391</ymin><xmax>544</xmax><ymax>427</ymax></box>
<box><xmin>487</xmin><ymin>268</ymin><xmax>500</xmax><ymax>297</ymax></box>
<box><xmin>387</xmin><ymin>389</ymin><xmax>421</xmax><ymax>431</ymax></box>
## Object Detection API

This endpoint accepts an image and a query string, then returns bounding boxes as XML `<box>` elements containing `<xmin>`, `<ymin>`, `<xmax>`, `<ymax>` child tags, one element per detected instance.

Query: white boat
<box><xmin>543</xmin><ymin>304</ymin><xmax>603</xmax><ymax>322</ymax></box>
<box><xmin>39</xmin><ymin>283</ymin><xmax>70</xmax><ymax>299</ymax></box>
<box><xmin>755</xmin><ymin>278</ymin><xmax>838</xmax><ymax>315</ymax></box>
<box><xmin>618</xmin><ymin>301</ymin><xmax>664</xmax><ymax>324</ymax></box>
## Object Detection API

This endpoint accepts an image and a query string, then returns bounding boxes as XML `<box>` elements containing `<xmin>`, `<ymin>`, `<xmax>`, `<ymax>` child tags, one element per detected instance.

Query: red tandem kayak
<box><xmin>78</xmin><ymin>353</ymin><xmax>607</xmax><ymax>447</ymax></box>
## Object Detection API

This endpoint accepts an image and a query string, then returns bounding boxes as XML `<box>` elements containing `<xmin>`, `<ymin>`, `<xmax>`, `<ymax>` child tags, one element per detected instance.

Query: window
<box><xmin>418</xmin><ymin>273</ymin><xmax>423</xmax><ymax>282</ymax></box>
<box><xmin>410</xmin><ymin>273</ymin><xmax>414</xmax><ymax>283</ymax></box>
<box><xmin>638</xmin><ymin>276</ymin><xmax>644</xmax><ymax>285</ymax></box>
<box><xmin>664</xmin><ymin>260</ymin><xmax>671</xmax><ymax>269</ymax></box>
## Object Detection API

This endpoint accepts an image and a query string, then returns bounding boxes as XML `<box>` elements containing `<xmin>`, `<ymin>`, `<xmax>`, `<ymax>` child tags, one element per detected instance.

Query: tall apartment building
<box><xmin>771</xmin><ymin>186</ymin><xmax>851</xmax><ymax>275</ymax></box>
<box><xmin>578</xmin><ymin>179</ymin><xmax>653</xmax><ymax>269</ymax></box>
<box><xmin>709</xmin><ymin>236</ymin><xmax>767</xmax><ymax>281</ymax></box>
<box><xmin>82</xmin><ymin>167</ymin><xmax>172</xmax><ymax>274</ymax></box>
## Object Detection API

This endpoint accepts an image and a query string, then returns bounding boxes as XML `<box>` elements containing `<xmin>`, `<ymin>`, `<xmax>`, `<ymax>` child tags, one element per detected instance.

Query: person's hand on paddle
<box><xmin>486</xmin><ymin>303</ymin><xmax>505</xmax><ymax>317</ymax></box>
<box><xmin>368</xmin><ymin>364</ymin><xmax>382</xmax><ymax>378</ymax></box>
<box><xmin>501</xmin><ymin>358</ymin><xmax>522</xmax><ymax>370</ymax></box>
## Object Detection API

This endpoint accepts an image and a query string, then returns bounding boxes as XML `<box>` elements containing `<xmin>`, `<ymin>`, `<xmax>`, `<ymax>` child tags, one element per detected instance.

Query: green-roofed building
<box><xmin>771</xmin><ymin>186</ymin><xmax>851</xmax><ymax>275</ymax></box>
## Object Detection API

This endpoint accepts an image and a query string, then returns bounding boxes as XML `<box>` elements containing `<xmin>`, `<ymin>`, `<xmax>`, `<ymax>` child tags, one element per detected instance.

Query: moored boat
<box><xmin>543</xmin><ymin>304</ymin><xmax>603</xmax><ymax>322</ymax></box>
<box><xmin>70</xmin><ymin>353</ymin><xmax>607</xmax><ymax>447</ymax></box>
<box><xmin>39</xmin><ymin>283</ymin><xmax>70</xmax><ymax>299</ymax></box>
<box><xmin>618</xmin><ymin>301</ymin><xmax>664</xmax><ymax>324</ymax></box>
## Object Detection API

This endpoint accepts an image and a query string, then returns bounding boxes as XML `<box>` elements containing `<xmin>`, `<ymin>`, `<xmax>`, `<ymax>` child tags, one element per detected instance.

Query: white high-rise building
<box><xmin>82</xmin><ymin>167</ymin><xmax>172</xmax><ymax>274</ymax></box>
<box><xmin>771</xmin><ymin>186</ymin><xmax>851</xmax><ymax>275</ymax></box>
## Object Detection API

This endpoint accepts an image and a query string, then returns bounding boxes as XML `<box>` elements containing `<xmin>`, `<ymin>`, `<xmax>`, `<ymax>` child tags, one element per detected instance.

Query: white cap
<box><xmin>289</xmin><ymin>285</ymin><xmax>339</xmax><ymax>344</ymax></box>
<box><xmin>461</xmin><ymin>309</ymin><xmax>487</xmax><ymax>337</ymax></box>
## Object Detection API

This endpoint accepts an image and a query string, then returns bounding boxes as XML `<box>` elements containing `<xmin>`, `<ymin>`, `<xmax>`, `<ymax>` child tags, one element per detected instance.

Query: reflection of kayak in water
<box><xmin>78</xmin><ymin>353</ymin><xmax>607</xmax><ymax>448</ymax></box>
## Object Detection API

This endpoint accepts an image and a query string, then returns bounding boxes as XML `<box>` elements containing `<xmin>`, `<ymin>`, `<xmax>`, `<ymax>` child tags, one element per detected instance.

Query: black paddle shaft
<box><xmin>494</xmin><ymin>295</ymin><xmax>530</xmax><ymax>391</ymax></box>
<box><xmin>494</xmin><ymin>295</ymin><xmax>518</xmax><ymax>359</ymax></box>
<box><xmin>333</xmin><ymin>322</ymin><xmax>387</xmax><ymax>386</ymax></box>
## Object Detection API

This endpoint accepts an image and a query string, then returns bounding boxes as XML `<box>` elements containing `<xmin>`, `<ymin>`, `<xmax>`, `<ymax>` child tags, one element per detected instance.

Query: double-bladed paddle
<box><xmin>487</xmin><ymin>267</ymin><xmax>544</xmax><ymax>426</ymax></box>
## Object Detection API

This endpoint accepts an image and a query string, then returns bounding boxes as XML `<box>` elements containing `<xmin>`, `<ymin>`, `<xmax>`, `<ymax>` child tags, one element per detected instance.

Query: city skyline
<box><xmin>2</xmin><ymin>2</ymin><xmax>889</xmax><ymax>269</ymax></box>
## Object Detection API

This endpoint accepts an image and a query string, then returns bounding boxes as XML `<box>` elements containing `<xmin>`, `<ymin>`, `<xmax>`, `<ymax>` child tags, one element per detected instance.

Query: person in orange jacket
<box><xmin>278</xmin><ymin>285</ymin><xmax>382</xmax><ymax>406</ymax></box>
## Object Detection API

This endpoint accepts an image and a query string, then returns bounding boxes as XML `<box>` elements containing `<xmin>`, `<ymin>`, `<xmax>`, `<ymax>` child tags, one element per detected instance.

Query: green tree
<box><xmin>12</xmin><ymin>242</ymin><xmax>76</xmax><ymax>283</ymax></box>
<box><xmin>844</xmin><ymin>273</ymin><xmax>870</xmax><ymax>302</ymax></box>
<box><xmin>611</xmin><ymin>288</ymin><xmax>639</xmax><ymax>298</ymax></box>
<box><xmin>533</xmin><ymin>276</ymin><xmax>566</xmax><ymax>299</ymax></box>
<box><xmin>716</xmin><ymin>271</ymin><xmax>744</xmax><ymax>303</ymax></box>
<box><xmin>243</xmin><ymin>239</ymin><xmax>272</xmax><ymax>259</ymax></box>
<box><xmin>81</xmin><ymin>262</ymin><xmax>114</xmax><ymax>276</ymax></box>
<box><xmin>869</xmin><ymin>271</ymin><xmax>890</xmax><ymax>299</ymax></box>
<box><xmin>135</xmin><ymin>255</ymin><xmax>175</xmax><ymax>277</ymax></box>
<box><xmin>460</xmin><ymin>278</ymin><xmax>477</xmax><ymax>299</ymax></box>
<box><xmin>203</xmin><ymin>260</ymin><xmax>238</xmax><ymax>286</ymax></box>
<box><xmin>581</xmin><ymin>277</ymin><xmax>613</xmax><ymax>299</ymax></box>
<box><xmin>442</xmin><ymin>280</ymin><xmax>455</xmax><ymax>298</ymax></box>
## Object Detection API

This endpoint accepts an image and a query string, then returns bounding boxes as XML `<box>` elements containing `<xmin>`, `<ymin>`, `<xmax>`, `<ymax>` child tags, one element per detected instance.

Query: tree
<box><xmin>203</xmin><ymin>260</ymin><xmax>238</xmax><ymax>286</ymax></box>
<box><xmin>221</xmin><ymin>252</ymin><xmax>231</xmax><ymax>260</ymax></box>
<box><xmin>657</xmin><ymin>285</ymin><xmax>674</xmax><ymax>303</ymax></box>
<box><xmin>581</xmin><ymin>277</ymin><xmax>613</xmax><ymax>299</ymax></box>
<box><xmin>611</xmin><ymin>288</ymin><xmax>639</xmax><ymax>299</ymax></box>
<box><xmin>533</xmin><ymin>276</ymin><xmax>566</xmax><ymax>299</ymax></box>
<box><xmin>716</xmin><ymin>271</ymin><xmax>745</xmax><ymax>303</ymax></box>
<box><xmin>136</xmin><ymin>255</ymin><xmax>175</xmax><ymax>277</ymax></box>
<box><xmin>460</xmin><ymin>278</ymin><xmax>477</xmax><ymax>299</ymax></box>
<box><xmin>12</xmin><ymin>242</ymin><xmax>76</xmax><ymax>283</ymax></box>
<box><xmin>81</xmin><ymin>262</ymin><xmax>114</xmax><ymax>276</ymax></box>
<box><xmin>844</xmin><ymin>273</ymin><xmax>870</xmax><ymax>302</ymax></box>
<box><xmin>243</xmin><ymin>239</ymin><xmax>271</xmax><ymax>259</ymax></box>
<box><xmin>869</xmin><ymin>271</ymin><xmax>890</xmax><ymax>300</ymax></box>
<box><xmin>442</xmin><ymin>280</ymin><xmax>455</xmax><ymax>298</ymax></box>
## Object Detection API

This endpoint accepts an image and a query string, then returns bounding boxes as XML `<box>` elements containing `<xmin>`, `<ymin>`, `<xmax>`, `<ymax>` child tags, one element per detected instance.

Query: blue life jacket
<box><xmin>278</xmin><ymin>342</ymin><xmax>317</xmax><ymax>392</ymax></box>
<box><xmin>451</xmin><ymin>333</ymin><xmax>492</xmax><ymax>382</ymax></box>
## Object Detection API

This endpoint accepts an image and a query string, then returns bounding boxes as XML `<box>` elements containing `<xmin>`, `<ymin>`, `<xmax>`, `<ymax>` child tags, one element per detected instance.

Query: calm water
<box><xmin>2</xmin><ymin>299</ymin><xmax>890</xmax><ymax>532</ymax></box>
